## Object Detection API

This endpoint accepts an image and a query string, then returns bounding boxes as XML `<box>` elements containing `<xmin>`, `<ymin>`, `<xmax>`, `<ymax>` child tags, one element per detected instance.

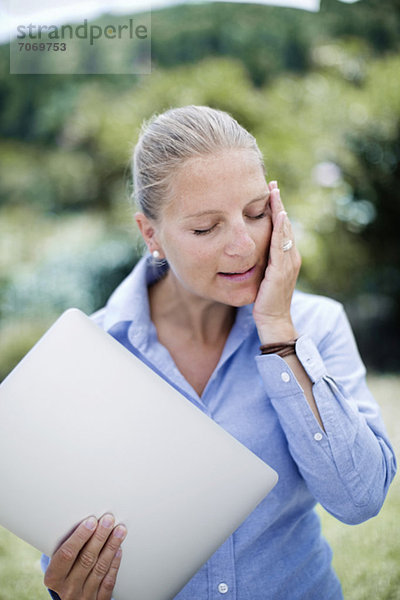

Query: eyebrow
<box><xmin>183</xmin><ymin>193</ymin><xmax>270</xmax><ymax>220</ymax></box>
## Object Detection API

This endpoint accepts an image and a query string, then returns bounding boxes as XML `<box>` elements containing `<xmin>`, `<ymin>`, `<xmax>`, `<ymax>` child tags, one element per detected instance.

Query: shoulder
<box><xmin>90</xmin><ymin>307</ymin><xmax>107</xmax><ymax>330</ymax></box>
<box><xmin>292</xmin><ymin>289</ymin><xmax>343</xmax><ymax>317</ymax></box>
<box><xmin>291</xmin><ymin>289</ymin><xmax>345</xmax><ymax>343</ymax></box>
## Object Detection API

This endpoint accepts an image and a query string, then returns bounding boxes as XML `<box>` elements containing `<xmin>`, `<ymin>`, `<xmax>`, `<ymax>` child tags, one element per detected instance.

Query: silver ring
<box><xmin>282</xmin><ymin>239</ymin><xmax>293</xmax><ymax>252</ymax></box>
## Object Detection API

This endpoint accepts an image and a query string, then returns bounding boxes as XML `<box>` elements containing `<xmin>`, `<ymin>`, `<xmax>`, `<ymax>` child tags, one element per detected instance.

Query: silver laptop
<box><xmin>0</xmin><ymin>308</ymin><xmax>278</xmax><ymax>600</ymax></box>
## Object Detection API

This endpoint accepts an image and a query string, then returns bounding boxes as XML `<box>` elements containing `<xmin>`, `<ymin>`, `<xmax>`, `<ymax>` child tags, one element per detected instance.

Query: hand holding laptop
<box><xmin>0</xmin><ymin>309</ymin><xmax>277</xmax><ymax>600</ymax></box>
<box><xmin>44</xmin><ymin>513</ymin><xmax>127</xmax><ymax>600</ymax></box>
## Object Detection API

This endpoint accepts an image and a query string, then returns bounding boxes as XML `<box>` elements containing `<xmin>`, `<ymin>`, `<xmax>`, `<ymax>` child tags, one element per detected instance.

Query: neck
<box><xmin>149</xmin><ymin>271</ymin><xmax>236</xmax><ymax>346</ymax></box>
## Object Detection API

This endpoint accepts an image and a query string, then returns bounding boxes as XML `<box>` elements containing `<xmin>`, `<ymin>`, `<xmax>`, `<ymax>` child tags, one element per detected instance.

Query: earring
<box><xmin>152</xmin><ymin>250</ymin><xmax>160</xmax><ymax>259</ymax></box>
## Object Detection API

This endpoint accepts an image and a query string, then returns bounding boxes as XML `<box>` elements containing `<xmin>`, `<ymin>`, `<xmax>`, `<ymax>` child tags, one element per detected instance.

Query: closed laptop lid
<box><xmin>0</xmin><ymin>308</ymin><xmax>278</xmax><ymax>600</ymax></box>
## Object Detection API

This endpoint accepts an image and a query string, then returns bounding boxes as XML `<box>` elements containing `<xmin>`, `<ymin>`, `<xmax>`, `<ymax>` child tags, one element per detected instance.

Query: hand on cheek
<box><xmin>253</xmin><ymin>182</ymin><xmax>302</xmax><ymax>344</ymax></box>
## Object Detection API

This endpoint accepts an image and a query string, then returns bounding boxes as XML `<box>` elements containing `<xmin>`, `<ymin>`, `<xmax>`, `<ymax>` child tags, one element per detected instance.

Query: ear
<box><xmin>135</xmin><ymin>212</ymin><xmax>163</xmax><ymax>257</ymax></box>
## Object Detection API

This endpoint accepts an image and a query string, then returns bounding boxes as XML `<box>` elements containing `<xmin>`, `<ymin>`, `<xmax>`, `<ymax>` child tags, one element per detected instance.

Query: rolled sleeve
<box><xmin>255</xmin><ymin>321</ymin><xmax>396</xmax><ymax>525</ymax></box>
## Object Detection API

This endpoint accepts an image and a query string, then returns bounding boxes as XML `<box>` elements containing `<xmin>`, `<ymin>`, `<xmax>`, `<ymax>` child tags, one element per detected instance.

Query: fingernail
<box><xmin>84</xmin><ymin>516</ymin><xmax>97</xmax><ymax>530</ymax></box>
<box><xmin>115</xmin><ymin>548</ymin><xmax>122</xmax><ymax>558</ymax></box>
<box><xmin>101</xmin><ymin>514</ymin><xmax>115</xmax><ymax>529</ymax></box>
<box><xmin>278</xmin><ymin>210</ymin><xmax>287</xmax><ymax>217</ymax></box>
<box><xmin>113</xmin><ymin>525</ymin><xmax>127</xmax><ymax>539</ymax></box>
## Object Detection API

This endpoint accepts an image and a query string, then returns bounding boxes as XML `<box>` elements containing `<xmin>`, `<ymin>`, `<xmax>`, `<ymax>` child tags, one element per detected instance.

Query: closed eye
<box><xmin>247</xmin><ymin>199</ymin><xmax>271</xmax><ymax>221</ymax></box>
<box><xmin>193</xmin><ymin>224</ymin><xmax>217</xmax><ymax>235</ymax></box>
<box><xmin>248</xmin><ymin>211</ymin><xmax>267</xmax><ymax>220</ymax></box>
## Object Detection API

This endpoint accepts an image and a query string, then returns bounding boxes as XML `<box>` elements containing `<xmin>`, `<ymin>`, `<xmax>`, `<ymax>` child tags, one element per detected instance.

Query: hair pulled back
<box><xmin>133</xmin><ymin>105</ymin><xmax>265</xmax><ymax>221</ymax></box>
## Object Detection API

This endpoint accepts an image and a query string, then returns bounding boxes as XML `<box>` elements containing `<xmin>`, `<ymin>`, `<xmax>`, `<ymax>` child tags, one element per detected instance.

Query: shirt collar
<box><xmin>103</xmin><ymin>253</ymin><xmax>163</xmax><ymax>328</ymax></box>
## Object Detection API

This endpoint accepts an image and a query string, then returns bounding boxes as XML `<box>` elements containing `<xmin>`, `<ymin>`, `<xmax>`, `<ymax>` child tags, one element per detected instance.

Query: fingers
<box><xmin>268</xmin><ymin>180</ymin><xmax>278</xmax><ymax>191</ymax></box>
<box><xmin>69</xmin><ymin>514</ymin><xmax>125</xmax><ymax>582</ymax></box>
<box><xmin>44</xmin><ymin>516</ymin><xmax>98</xmax><ymax>588</ymax></box>
<box><xmin>83</xmin><ymin>521</ymin><xmax>127</xmax><ymax>598</ymax></box>
<box><xmin>268</xmin><ymin>180</ymin><xmax>284</xmax><ymax>228</ymax></box>
<box><xmin>253</xmin><ymin>181</ymin><xmax>301</xmax><ymax>339</ymax></box>
<box><xmin>267</xmin><ymin>185</ymin><xmax>301</xmax><ymax>272</ymax></box>
<box><xmin>97</xmin><ymin>547</ymin><xmax>123</xmax><ymax>600</ymax></box>
<box><xmin>44</xmin><ymin>514</ymin><xmax>127</xmax><ymax>600</ymax></box>
<box><xmin>268</xmin><ymin>188</ymin><xmax>288</xmax><ymax>257</ymax></box>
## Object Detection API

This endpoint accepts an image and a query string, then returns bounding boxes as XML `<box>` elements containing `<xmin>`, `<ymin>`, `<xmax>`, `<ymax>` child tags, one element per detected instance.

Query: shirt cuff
<box><xmin>255</xmin><ymin>334</ymin><xmax>327</xmax><ymax>397</ymax></box>
<box><xmin>294</xmin><ymin>334</ymin><xmax>327</xmax><ymax>382</ymax></box>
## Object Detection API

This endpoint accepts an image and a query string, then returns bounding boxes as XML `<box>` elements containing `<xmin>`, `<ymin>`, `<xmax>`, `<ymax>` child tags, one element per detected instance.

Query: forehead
<box><xmin>164</xmin><ymin>149</ymin><xmax>266</xmax><ymax>216</ymax></box>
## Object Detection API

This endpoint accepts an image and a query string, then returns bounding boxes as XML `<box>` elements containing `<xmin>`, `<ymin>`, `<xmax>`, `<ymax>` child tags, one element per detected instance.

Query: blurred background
<box><xmin>0</xmin><ymin>0</ymin><xmax>399</xmax><ymax>598</ymax></box>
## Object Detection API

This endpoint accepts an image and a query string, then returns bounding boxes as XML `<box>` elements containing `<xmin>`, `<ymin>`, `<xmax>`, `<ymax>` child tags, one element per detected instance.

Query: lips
<box><xmin>217</xmin><ymin>265</ymin><xmax>256</xmax><ymax>281</ymax></box>
<box><xmin>221</xmin><ymin>268</ymin><xmax>251</xmax><ymax>275</ymax></box>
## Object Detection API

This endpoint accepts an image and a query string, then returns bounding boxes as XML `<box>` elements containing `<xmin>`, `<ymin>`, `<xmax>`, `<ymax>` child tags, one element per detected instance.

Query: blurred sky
<box><xmin>0</xmin><ymin>0</ymin><xmax>361</xmax><ymax>43</ymax></box>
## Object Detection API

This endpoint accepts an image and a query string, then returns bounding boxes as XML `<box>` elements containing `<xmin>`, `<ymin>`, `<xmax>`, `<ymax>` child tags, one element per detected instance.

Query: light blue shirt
<box><xmin>43</xmin><ymin>254</ymin><xmax>396</xmax><ymax>600</ymax></box>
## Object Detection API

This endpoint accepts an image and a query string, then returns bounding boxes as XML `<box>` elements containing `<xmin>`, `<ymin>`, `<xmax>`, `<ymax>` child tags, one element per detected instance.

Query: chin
<box><xmin>224</xmin><ymin>290</ymin><xmax>258</xmax><ymax>308</ymax></box>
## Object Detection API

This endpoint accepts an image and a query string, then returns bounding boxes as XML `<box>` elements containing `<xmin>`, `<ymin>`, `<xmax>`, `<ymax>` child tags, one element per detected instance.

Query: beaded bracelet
<box><xmin>259</xmin><ymin>339</ymin><xmax>298</xmax><ymax>358</ymax></box>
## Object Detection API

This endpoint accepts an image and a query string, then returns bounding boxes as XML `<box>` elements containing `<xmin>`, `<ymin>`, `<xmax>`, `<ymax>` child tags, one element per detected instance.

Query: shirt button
<box><xmin>281</xmin><ymin>372</ymin><xmax>290</xmax><ymax>383</ymax></box>
<box><xmin>314</xmin><ymin>432</ymin><xmax>323</xmax><ymax>441</ymax></box>
<box><xmin>218</xmin><ymin>582</ymin><xmax>229</xmax><ymax>594</ymax></box>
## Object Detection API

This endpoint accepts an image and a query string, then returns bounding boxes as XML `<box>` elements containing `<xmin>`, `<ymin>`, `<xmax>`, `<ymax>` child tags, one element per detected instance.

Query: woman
<box><xmin>42</xmin><ymin>105</ymin><xmax>396</xmax><ymax>600</ymax></box>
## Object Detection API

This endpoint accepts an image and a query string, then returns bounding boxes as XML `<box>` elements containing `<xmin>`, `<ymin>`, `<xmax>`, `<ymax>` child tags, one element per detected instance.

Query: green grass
<box><xmin>0</xmin><ymin>375</ymin><xmax>398</xmax><ymax>600</ymax></box>
<box><xmin>0</xmin><ymin>529</ymin><xmax>48</xmax><ymax>600</ymax></box>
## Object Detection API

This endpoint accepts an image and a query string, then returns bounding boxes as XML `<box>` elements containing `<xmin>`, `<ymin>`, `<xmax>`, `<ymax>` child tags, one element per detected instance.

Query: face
<box><xmin>148</xmin><ymin>149</ymin><xmax>272</xmax><ymax>308</ymax></box>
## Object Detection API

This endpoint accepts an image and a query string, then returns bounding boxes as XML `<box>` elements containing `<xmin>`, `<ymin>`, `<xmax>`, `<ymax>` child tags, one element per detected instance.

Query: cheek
<box><xmin>168</xmin><ymin>238</ymin><xmax>217</xmax><ymax>276</ymax></box>
<box><xmin>184</xmin><ymin>236</ymin><xmax>220</xmax><ymax>261</ymax></box>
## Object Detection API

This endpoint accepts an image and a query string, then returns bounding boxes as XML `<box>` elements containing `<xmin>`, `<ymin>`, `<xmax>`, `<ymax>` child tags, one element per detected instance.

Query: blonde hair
<box><xmin>133</xmin><ymin>105</ymin><xmax>265</xmax><ymax>221</ymax></box>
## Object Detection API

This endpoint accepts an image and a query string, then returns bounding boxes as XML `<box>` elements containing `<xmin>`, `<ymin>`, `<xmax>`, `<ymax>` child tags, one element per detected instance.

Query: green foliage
<box><xmin>0</xmin><ymin>208</ymin><xmax>141</xmax><ymax>380</ymax></box>
<box><xmin>0</xmin><ymin>141</ymin><xmax>100</xmax><ymax>211</ymax></box>
<box><xmin>1</xmin><ymin>0</ymin><xmax>400</xmax><ymax>374</ymax></box>
<box><xmin>150</xmin><ymin>3</ymin><xmax>314</xmax><ymax>86</ymax></box>
<box><xmin>0</xmin><ymin>527</ymin><xmax>48</xmax><ymax>600</ymax></box>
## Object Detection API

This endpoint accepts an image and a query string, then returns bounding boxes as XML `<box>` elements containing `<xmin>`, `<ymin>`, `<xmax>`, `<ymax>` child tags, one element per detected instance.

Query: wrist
<box><xmin>255</xmin><ymin>319</ymin><xmax>298</xmax><ymax>345</ymax></box>
<box><xmin>259</xmin><ymin>339</ymin><xmax>298</xmax><ymax>357</ymax></box>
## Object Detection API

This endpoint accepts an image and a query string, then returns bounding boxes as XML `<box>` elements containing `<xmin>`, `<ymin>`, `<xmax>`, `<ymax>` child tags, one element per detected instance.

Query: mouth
<box><xmin>217</xmin><ymin>265</ymin><xmax>257</xmax><ymax>282</ymax></box>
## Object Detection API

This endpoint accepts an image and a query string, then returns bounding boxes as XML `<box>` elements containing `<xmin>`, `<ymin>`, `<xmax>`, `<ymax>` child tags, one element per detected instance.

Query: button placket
<box><xmin>207</xmin><ymin>535</ymin><xmax>236</xmax><ymax>599</ymax></box>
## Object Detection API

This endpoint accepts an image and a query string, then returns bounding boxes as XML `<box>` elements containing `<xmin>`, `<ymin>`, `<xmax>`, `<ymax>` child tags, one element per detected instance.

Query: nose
<box><xmin>224</xmin><ymin>220</ymin><xmax>256</xmax><ymax>257</ymax></box>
